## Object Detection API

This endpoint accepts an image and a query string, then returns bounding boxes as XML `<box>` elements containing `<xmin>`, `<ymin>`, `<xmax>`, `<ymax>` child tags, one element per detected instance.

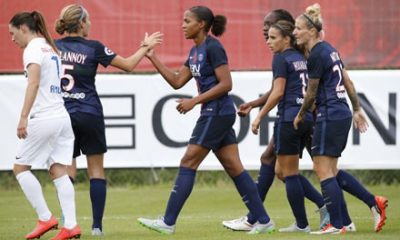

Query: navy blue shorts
<box><xmin>311</xmin><ymin>118</ymin><xmax>352</xmax><ymax>157</ymax></box>
<box><xmin>69</xmin><ymin>112</ymin><xmax>107</xmax><ymax>158</ymax></box>
<box><xmin>274</xmin><ymin>121</ymin><xmax>313</xmax><ymax>157</ymax></box>
<box><xmin>189</xmin><ymin>114</ymin><xmax>237</xmax><ymax>151</ymax></box>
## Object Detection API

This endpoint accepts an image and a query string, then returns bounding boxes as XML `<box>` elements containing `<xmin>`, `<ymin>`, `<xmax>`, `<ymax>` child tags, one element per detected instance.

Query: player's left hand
<box><xmin>353</xmin><ymin>110</ymin><xmax>369</xmax><ymax>133</ymax></box>
<box><xmin>251</xmin><ymin>117</ymin><xmax>261</xmax><ymax>135</ymax></box>
<box><xmin>176</xmin><ymin>98</ymin><xmax>195</xmax><ymax>114</ymax></box>
<box><xmin>293</xmin><ymin>113</ymin><xmax>303</xmax><ymax>130</ymax></box>
<box><xmin>17</xmin><ymin>117</ymin><xmax>28</xmax><ymax>139</ymax></box>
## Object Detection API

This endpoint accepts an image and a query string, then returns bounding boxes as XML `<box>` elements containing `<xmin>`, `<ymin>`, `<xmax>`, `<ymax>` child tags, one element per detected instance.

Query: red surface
<box><xmin>1</xmin><ymin>0</ymin><xmax>399</xmax><ymax>73</ymax></box>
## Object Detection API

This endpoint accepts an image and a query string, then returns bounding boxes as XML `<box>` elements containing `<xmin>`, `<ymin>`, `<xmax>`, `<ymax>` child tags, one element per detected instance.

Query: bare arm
<box><xmin>293</xmin><ymin>78</ymin><xmax>319</xmax><ymax>129</ymax></box>
<box><xmin>342</xmin><ymin>68</ymin><xmax>369</xmax><ymax>132</ymax></box>
<box><xmin>342</xmin><ymin>68</ymin><xmax>360</xmax><ymax>111</ymax></box>
<box><xmin>146</xmin><ymin>50</ymin><xmax>192</xmax><ymax>89</ymax></box>
<box><xmin>110</xmin><ymin>32</ymin><xmax>163</xmax><ymax>72</ymax></box>
<box><xmin>251</xmin><ymin>78</ymin><xmax>285</xmax><ymax>134</ymax></box>
<box><xmin>18</xmin><ymin>63</ymin><xmax>40</xmax><ymax>139</ymax></box>
<box><xmin>176</xmin><ymin>64</ymin><xmax>232</xmax><ymax>114</ymax></box>
<box><xmin>238</xmin><ymin>89</ymin><xmax>272</xmax><ymax>117</ymax></box>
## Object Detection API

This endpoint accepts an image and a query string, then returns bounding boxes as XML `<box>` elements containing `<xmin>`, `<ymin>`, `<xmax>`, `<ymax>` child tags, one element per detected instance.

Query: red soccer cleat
<box><xmin>372</xmin><ymin>195</ymin><xmax>388</xmax><ymax>232</ymax></box>
<box><xmin>51</xmin><ymin>225</ymin><xmax>81</xmax><ymax>240</ymax></box>
<box><xmin>25</xmin><ymin>216</ymin><xmax>58</xmax><ymax>239</ymax></box>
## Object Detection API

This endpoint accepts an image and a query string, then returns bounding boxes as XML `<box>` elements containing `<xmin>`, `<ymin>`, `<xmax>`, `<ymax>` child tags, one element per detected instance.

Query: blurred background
<box><xmin>1</xmin><ymin>0</ymin><xmax>399</xmax><ymax>73</ymax></box>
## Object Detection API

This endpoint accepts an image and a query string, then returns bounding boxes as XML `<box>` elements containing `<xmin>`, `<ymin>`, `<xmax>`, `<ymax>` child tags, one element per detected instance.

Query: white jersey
<box><xmin>23</xmin><ymin>38</ymin><xmax>67</xmax><ymax>119</ymax></box>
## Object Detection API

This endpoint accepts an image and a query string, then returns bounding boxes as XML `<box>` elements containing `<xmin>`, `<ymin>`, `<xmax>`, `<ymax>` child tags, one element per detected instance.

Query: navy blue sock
<box><xmin>233</xmin><ymin>171</ymin><xmax>270</xmax><ymax>224</ymax></box>
<box><xmin>163</xmin><ymin>167</ymin><xmax>196</xmax><ymax>225</ymax></box>
<box><xmin>336</xmin><ymin>170</ymin><xmax>376</xmax><ymax>208</ymax></box>
<box><xmin>320</xmin><ymin>177</ymin><xmax>343</xmax><ymax>229</ymax></box>
<box><xmin>285</xmin><ymin>175</ymin><xmax>308</xmax><ymax>228</ymax></box>
<box><xmin>247</xmin><ymin>163</ymin><xmax>274</xmax><ymax>224</ymax></box>
<box><xmin>299</xmin><ymin>174</ymin><xmax>325</xmax><ymax>209</ymax></box>
<box><xmin>90</xmin><ymin>178</ymin><xmax>107</xmax><ymax>230</ymax></box>
<box><xmin>340</xmin><ymin>192</ymin><xmax>352</xmax><ymax>226</ymax></box>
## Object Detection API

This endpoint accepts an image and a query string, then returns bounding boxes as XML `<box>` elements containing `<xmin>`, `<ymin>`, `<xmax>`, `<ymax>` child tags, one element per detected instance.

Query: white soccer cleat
<box><xmin>317</xmin><ymin>205</ymin><xmax>330</xmax><ymax>229</ymax></box>
<box><xmin>248</xmin><ymin>220</ymin><xmax>275</xmax><ymax>234</ymax></box>
<box><xmin>310</xmin><ymin>224</ymin><xmax>346</xmax><ymax>235</ymax></box>
<box><xmin>345</xmin><ymin>222</ymin><xmax>356</xmax><ymax>232</ymax></box>
<box><xmin>278</xmin><ymin>223</ymin><xmax>311</xmax><ymax>233</ymax></box>
<box><xmin>137</xmin><ymin>217</ymin><xmax>175</xmax><ymax>235</ymax></box>
<box><xmin>222</xmin><ymin>216</ymin><xmax>253</xmax><ymax>231</ymax></box>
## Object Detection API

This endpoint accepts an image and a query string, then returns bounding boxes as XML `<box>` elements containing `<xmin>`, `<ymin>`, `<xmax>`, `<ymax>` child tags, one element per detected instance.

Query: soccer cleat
<box><xmin>51</xmin><ymin>225</ymin><xmax>81</xmax><ymax>240</ymax></box>
<box><xmin>91</xmin><ymin>228</ymin><xmax>104</xmax><ymax>236</ymax></box>
<box><xmin>317</xmin><ymin>205</ymin><xmax>330</xmax><ymax>229</ymax></box>
<box><xmin>345</xmin><ymin>222</ymin><xmax>356</xmax><ymax>232</ymax></box>
<box><xmin>278</xmin><ymin>223</ymin><xmax>311</xmax><ymax>233</ymax></box>
<box><xmin>25</xmin><ymin>216</ymin><xmax>58</xmax><ymax>239</ymax></box>
<box><xmin>138</xmin><ymin>217</ymin><xmax>175</xmax><ymax>235</ymax></box>
<box><xmin>222</xmin><ymin>216</ymin><xmax>253</xmax><ymax>231</ymax></box>
<box><xmin>371</xmin><ymin>195</ymin><xmax>388</xmax><ymax>232</ymax></box>
<box><xmin>310</xmin><ymin>224</ymin><xmax>346</xmax><ymax>235</ymax></box>
<box><xmin>248</xmin><ymin>220</ymin><xmax>275</xmax><ymax>234</ymax></box>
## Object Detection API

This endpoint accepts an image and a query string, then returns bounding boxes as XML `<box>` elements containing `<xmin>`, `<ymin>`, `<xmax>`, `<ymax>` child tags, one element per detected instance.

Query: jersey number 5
<box><xmin>61</xmin><ymin>64</ymin><xmax>75</xmax><ymax>91</ymax></box>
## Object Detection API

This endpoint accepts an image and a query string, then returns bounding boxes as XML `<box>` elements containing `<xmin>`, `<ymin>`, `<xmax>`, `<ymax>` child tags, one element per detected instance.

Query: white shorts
<box><xmin>15</xmin><ymin>115</ymin><xmax>74</xmax><ymax>168</ymax></box>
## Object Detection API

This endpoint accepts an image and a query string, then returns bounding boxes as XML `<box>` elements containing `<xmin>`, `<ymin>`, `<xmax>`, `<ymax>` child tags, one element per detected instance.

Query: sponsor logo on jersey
<box><xmin>104</xmin><ymin>47</ymin><xmax>115</xmax><ymax>56</ymax></box>
<box><xmin>50</xmin><ymin>85</ymin><xmax>62</xmax><ymax>94</ymax></box>
<box><xmin>190</xmin><ymin>64</ymin><xmax>201</xmax><ymax>77</ymax></box>
<box><xmin>62</xmin><ymin>92</ymin><xmax>86</xmax><ymax>99</ymax></box>
<box><xmin>198</xmin><ymin>53</ymin><xmax>204</xmax><ymax>62</ymax></box>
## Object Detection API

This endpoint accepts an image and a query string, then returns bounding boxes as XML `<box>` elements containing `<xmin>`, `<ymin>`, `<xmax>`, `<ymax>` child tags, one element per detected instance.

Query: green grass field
<box><xmin>0</xmin><ymin>182</ymin><xmax>398</xmax><ymax>239</ymax></box>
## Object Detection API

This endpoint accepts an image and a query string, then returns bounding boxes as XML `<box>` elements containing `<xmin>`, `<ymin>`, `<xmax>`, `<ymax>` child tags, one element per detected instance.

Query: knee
<box><xmin>313</xmin><ymin>164</ymin><xmax>333</xmax><ymax>181</ymax></box>
<box><xmin>13</xmin><ymin>164</ymin><xmax>29</xmax><ymax>176</ymax></box>
<box><xmin>260</xmin><ymin>151</ymin><xmax>276</xmax><ymax>166</ymax></box>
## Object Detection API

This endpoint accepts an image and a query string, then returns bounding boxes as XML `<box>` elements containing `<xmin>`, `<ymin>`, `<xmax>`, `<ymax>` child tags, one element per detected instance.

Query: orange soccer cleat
<box><xmin>25</xmin><ymin>216</ymin><xmax>58</xmax><ymax>239</ymax></box>
<box><xmin>372</xmin><ymin>195</ymin><xmax>388</xmax><ymax>232</ymax></box>
<box><xmin>51</xmin><ymin>225</ymin><xmax>81</xmax><ymax>240</ymax></box>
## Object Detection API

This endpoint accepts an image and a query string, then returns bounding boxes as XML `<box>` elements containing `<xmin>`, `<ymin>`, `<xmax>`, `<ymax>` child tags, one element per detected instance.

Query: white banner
<box><xmin>1</xmin><ymin>70</ymin><xmax>399</xmax><ymax>170</ymax></box>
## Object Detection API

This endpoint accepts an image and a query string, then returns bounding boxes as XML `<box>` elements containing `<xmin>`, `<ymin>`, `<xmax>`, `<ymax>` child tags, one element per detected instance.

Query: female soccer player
<box><xmin>54</xmin><ymin>4</ymin><xmax>162</xmax><ymax>236</ymax></box>
<box><xmin>251</xmin><ymin>19</ymin><xmax>314</xmax><ymax>232</ymax></box>
<box><xmin>222</xmin><ymin>9</ymin><xmax>330</xmax><ymax>232</ymax></box>
<box><xmin>293</xmin><ymin>3</ymin><xmax>388</xmax><ymax>234</ymax></box>
<box><xmin>9</xmin><ymin>11</ymin><xmax>80</xmax><ymax>240</ymax></box>
<box><xmin>138</xmin><ymin>5</ymin><xmax>274</xmax><ymax>235</ymax></box>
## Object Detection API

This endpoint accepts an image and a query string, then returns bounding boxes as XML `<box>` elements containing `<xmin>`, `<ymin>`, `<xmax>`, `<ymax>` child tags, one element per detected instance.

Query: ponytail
<box><xmin>31</xmin><ymin>11</ymin><xmax>58</xmax><ymax>54</ymax></box>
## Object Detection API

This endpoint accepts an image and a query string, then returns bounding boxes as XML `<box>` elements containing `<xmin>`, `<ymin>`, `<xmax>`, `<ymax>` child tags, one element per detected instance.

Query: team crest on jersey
<box><xmin>104</xmin><ymin>47</ymin><xmax>115</xmax><ymax>56</ymax></box>
<box><xmin>198</xmin><ymin>54</ymin><xmax>204</xmax><ymax>62</ymax></box>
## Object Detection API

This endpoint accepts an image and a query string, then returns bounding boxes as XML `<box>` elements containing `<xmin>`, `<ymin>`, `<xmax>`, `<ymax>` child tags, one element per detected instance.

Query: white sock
<box><xmin>54</xmin><ymin>174</ymin><xmax>77</xmax><ymax>229</ymax></box>
<box><xmin>16</xmin><ymin>171</ymin><xmax>52</xmax><ymax>221</ymax></box>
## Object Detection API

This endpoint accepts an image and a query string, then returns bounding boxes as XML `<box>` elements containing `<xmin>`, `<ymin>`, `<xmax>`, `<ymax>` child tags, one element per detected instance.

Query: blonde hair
<box><xmin>55</xmin><ymin>4</ymin><xmax>88</xmax><ymax>35</ymax></box>
<box><xmin>302</xmin><ymin>3</ymin><xmax>323</xmax><ymax>33</ymax></box>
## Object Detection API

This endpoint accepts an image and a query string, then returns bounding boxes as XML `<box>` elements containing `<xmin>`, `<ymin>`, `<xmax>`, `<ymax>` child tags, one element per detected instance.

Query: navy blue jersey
<box><xmin>272</xmin><ymin>48</ymin><xmax>313</xmax><ymax>122</ymax></box>
<box><xmin>307</xmin><ymin>41</ymin><xmax>352</xmax><ymax>121</ymax></box>
<box><xmin>55</xmin><ymin>37</ymin><xmax>117</xmax><ymax>116</ymax></box>
<box><xmin>184</xmin><ymin>36</ymin><xmax>235</xmax><ymax>116</ymax></box>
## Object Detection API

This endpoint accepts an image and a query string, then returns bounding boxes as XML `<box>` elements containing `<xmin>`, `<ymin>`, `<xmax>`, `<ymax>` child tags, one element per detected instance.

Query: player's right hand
<box><xmin>237</xmin><ymin>103</ymin><xmax>252</xmax><ymax>117</ymax></box>
<box><xmin>17</xmin><ymin>117</ymin><xmax>28</xmax><ymax>139</ymax></box>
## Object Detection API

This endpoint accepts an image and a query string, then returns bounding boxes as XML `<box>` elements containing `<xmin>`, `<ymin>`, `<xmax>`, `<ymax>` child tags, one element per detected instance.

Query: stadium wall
<box><xmin>1</xmin><ymin>70</ymin><xmax>399</xmax><ymax>170</ymax></box>
<box><xmin>0</xmin><ymin>0</ymin><xmax>399</xmax><ymax>73</ymax></box>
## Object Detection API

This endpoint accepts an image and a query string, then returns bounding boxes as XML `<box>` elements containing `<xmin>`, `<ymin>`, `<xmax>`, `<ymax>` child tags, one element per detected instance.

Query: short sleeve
<box><xmin>206</xmin><ymin>42</ymin><xmax>228</xmax><ymax>69</ymax></box>
<box><xmin>307</xmin><ymin>51</ymin><xmax>324</xmax><ymax>79</ymax></box>
<box><xmin>23</xmin><ymin>44</ymin><xmax>43</xmax><ymax>69</ymax></box>
<box><xmin>272</xmin><ymin>54</ymin><xmax>288</xmax><ymax>80</ymax></box>
<box><xmin>93</xmin><ymin>41</ymin><xmax>117</xmax><ymax>67</ymax></box>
